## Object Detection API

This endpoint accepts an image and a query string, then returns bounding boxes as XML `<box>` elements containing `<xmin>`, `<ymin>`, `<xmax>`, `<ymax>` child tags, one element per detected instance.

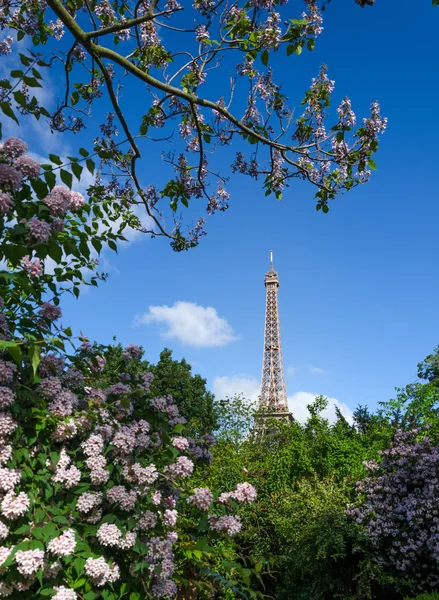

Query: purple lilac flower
<box><xmin>14</xmin><ymin>155</ymin><xmax>40</xmax><ymax>178</ymax></box>
<box><xmin>0</xmin><ymin>164</ymin><xmax>23</xmax><ymax>190</ymax></box>
<box><xmin>0</xmin><ymin>192</ymin><xmax>13</xmax><ymax>214</ymax></box>
<box><xmin>1</xmin><ymin>138</ymin><xmax>28</xmax><ymax>160</ymax></box>
<box><xmin>26</xmin><ymin>217</ymin><xmax>52</xmax><ymax>244</ymax></box>
<box><xmin>43</xmin><ymin>186</ymin><xmax>71</xmax><ymax>216</ymax></box>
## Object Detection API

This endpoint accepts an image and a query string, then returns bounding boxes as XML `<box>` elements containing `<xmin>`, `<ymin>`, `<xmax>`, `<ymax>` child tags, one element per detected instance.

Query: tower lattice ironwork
<box><xmin>258</xmin><ymin>251</ymin><xmax>292</xmax><ymax>421</ymax></box>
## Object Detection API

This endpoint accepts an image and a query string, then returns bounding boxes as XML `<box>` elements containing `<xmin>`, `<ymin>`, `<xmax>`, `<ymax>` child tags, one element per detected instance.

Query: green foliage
<box><xmin>378</xmin><ymin>346</ymin><xmax>439</xmax><ymax>434</ymax></box>
<box><xmin>101</xmin><ymin>344</ymin><xmax>218</xmax><ymax>436</ymax></box>
<box><xmin>193</xmin><ymin>396</ymin><xmax>394</xmax><ymax>600</ymax></box>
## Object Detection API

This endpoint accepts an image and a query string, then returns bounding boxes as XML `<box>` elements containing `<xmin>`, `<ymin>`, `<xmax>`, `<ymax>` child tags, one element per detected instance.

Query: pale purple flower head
<box><xmin>165</xmin><ymin>456</ymin><xmax>194</xmax><ymax>479</ymax></box>
<box><xmin>47</xmin><ymin>528</ymin><xmax>76</xmax><ymax>556</ymax></box>
<box><xmin>136</xmin><ymin>510</ymin><xmax>157</xmax><ymax>531</ymax></box>
<box><xmin>0</xmin><ymin>364</ymin><xmax>14</xmax><ymax>386</ymax></box>
<box><xmin>2</xmin><ymin>137</ymin><xmax>28</xmax><ymax>160</ymax></box>
<box><xmin>39</xmin><ymin>353</ymin><xmax>65</xmax><ymax>377</ymax></box>
<box><xmin>122</xmin><ymin>344</ymin><xmax>141</xmax><ymax>361</ymax></box>
<box><xmin>96</xmin><ymin>523</ymin><xmax>122</xmax><ymax>547</ymax></box>
<box><xmin>53</xmin><ymin>586</ymin><xmax>77</xmax><ymax>600</ymax></box>
<box><xmin>39</xmin><ymin>377</ymin><xmax>63</xmax><ymax>399</ymax></box>
<box><xmin>0</xmin><ymin>164</ymin><xmax>23</xmax><ymax>190</ymax></box>
<box><xmin>162</xmin><ymin>509</ymin><xmax>178</xmax><ymax>528</ymax></box>
<box><xmin>0</xmin><ymin>490</ymin><xmax>30</xmax><ymax>519</ymax></box>
<box><xmin>0</xmin><ymin>467</ymin><xmax>20</xmax><ymax>491</ymax></box>
<box><xmin>0</xmin><ymin>387</ymin><xmax>15</xmax><ymax>409</ymax></box>
<box><xmin>43</xmin><ymin>185</ymin><xmax>71</xmax><ymax>216</ymax></box>
<box><xmin>15</xmin><ymin>548</ymin><xmax>45</xmax><ymax>575</ymax></box>
<box><xmin>209</xmin><ymin>514</ymin><xmax>242</xmax><ymax>536</ymax></box>
<box><xmin>231</xmin><ymin>482</ymin><xmax>257</xmax><ymax>504</ymax></box>
<box><xmin>85</xmin><ymin>556</ymin><xmax>119</xmax><ymax>587</ymax></box>
<box><xmin>14</xmin><ymin>155</ymin><xmax>40</xmax><ymax>178</ymax></box>
<box><xmin>188</xmin><ymin>487</ymin><xmax>213</xmax><ymax>510</ymax></box>
<box><xmin>70</xmin><ymin>191</ymin><xmax>85</xmax><ymax>210</ymax></box>
<box><xmin>172</xmin><ymin>436</ymin><xmax>189</xmax><ymax>451</ymax></box>
<box><xmin>20</xmin><ymin>255</ymin><xmax>43</xmax><ymax>279</ymax></box>
<box><xmin>0</xmin><ymin>192</ymin><xmax>13</xmax><ymax>214</ymax></box>
<box><xmin>0</xmin><ymin>412</ymin><xmax>16</xmax><ymax>440</ymax></box>
<box><xmin>38</xmin><ymin>302</ymin><xmax>62</xmax><ymax>321</ymax></box>
<box><xmin>26</xmin><ymin>216</ymin><xmax>52</xmax><ymax>244</ymax></box>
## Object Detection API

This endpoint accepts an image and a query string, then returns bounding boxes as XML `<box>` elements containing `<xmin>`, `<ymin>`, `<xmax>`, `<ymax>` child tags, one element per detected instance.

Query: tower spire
<box><xmin>258</xmin><ymin>252</ymin><xmax>292</xmax><ymax>423</ymax></box>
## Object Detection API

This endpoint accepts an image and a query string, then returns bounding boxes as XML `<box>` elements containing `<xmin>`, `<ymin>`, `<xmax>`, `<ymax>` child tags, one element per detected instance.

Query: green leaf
<box><xmin>0</xmin><ymin>101</ymin><xmax>19</xmax><ymax>124</ymax></box>
<box><xmin>44</xmin><ymin>170</ymin><xmax>56</xmax><ymax>189</ymax></box>
<box><xmin>28</xmin><ymin>343</ymin><xmax>41</xmax><ymax>377</ymax></box>
<box><xmin>367</xmin><ymin>158</ymin><xmax>377</xmax><ymax>170</ymax></box>
<box><xmin>13</xmin><ymin>90</ymin><xmax>28</xmax><ymax>108</ymax></box>
<box><xmin>49</xmin><ymin>154</ymin><xmax>63</xmax><ymax>166</ymax></box>
<box><xmin>261</xmin><ymin>49</ymin><xmax>269</xmax><ymax>66</ymax></box>
<box><xmin>10</xmin><ymin>69</ymin><xmax>24</xmax><ymax>78</ymax></box>
<box><xmin>60</xmin><ymin>169</ymin><xmax>73</xmax><ymax>189</ymax></box>
<box><xmin>71</xmin><ymin>91</ymin><xmax>80</xmax><ymax>106</ymax></box>
<box><xmin>79</xmin><ymin>148</ymin><xmax>89</xmax><ymax>157</ymax></box>
<box><xmin>294</xmin><ymin>44</ymin><xmax>303</xmax><ymax>56</ymax></box>
<box><xmin>23</xmin><ymin>76</ymin><xmax>42</xmax><ymax>88</ymax></box>
<box><xmin>8</xmin><ymin>344</ymin><xmax>23</xmax><ymax>366</ymax></box>
<box><xmin>71</xmin><ymin>162</ymin><xmax>83</xmax><ymax>181</ymax></box>
<box><xmin>86</xmin><ymin>159</ymin><xmax>95</xmax><ymax>175</ymax></box>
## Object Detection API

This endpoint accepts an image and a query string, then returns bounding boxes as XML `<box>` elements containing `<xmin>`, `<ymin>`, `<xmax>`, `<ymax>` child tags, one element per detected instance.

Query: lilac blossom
<box><xmin>0</xmin><ymin>192</ymin><xmax>13</xmax><ymax>214</ymax></box>
<box><xmin>14</xmin><ymin>155</ymin><xmax>40</xmax><ymax>178</ymax></box>
<box><xmin>0</xmin><ymin>164</ymin><xmax>23</xmax><ymax>190</ymax></box>
<box><xmin>20</xmin><ymin>255</ymin><xmax>43</xmax><ymax>278</ymax></box>
<box><xmin>1</xmin><ymin>137</ymin><xmax>28</xmax><ymax>160</ymax></box>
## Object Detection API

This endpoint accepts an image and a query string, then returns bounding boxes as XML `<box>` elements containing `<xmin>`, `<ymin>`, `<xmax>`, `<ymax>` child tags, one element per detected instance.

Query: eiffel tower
<box><xmin>257</xmin><ymin>251</ymin><xmax>292</xmax><ymax>424</ymax></box>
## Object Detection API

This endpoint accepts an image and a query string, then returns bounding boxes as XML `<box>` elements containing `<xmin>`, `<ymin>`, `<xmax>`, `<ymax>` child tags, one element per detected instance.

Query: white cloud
<box><xmin>288</xmin><ymin>391</ymin><xmax>353</xmax><ymax>425</ymax></box>
<box><xmin>212</xmin><ymin>375</ymin><xmax>353</xmax><ymax>425</ymax></box>
<box><xmin>135</xmin><ymin>301</ymin><xmax>238</xmax><ymax>348</ymax></box>
<box><xmin>213</xmin><ymin>375</ymin><xmax>260</xmax><ymax>403</ymax></box>
<box><xmin>308</xmin><ymin>365</ymin><xmax>325</xmax><ymax>375</ymax></box>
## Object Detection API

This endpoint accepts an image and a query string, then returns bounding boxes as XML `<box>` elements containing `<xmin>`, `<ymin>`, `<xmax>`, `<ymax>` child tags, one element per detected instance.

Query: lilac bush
<box><xmin>0</xmin><ymin>339</ymin><xmax>259</xmax><ymax>599</ymax></box>
<box><xmin>348</xmin><ymin>429</ymin><xmax>439</xmax><ymax>593</ymax></box>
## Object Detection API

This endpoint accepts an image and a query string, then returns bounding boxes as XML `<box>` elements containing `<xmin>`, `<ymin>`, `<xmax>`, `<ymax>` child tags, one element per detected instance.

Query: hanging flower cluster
<box><xmin>0</xmin><ymin>340</ymin><xmax>257</xmax><ymax>599</ymax></box>
<box><xmin>0</xmin><ymin>0</ymin><xmax>386</xmax><ymax>250</ymax></box>
<box><xmin>348</xmin><ymin>429</ymin><xmax>439</xmax><ymax>594</ymax></box>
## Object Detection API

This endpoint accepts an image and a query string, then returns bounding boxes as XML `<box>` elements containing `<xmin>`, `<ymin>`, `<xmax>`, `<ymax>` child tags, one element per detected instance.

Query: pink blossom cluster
<box><xmin>84</xmin><ymin>556</ymin><xmax>120</xmax><ymax>587</ymax></box>
<box><xmin>209</xmin><ymin>514</ymin><xmax>242</xmax><ymax>536</ymax></box>
<box><xmin>52</xmin><ymin>448</ymin><xmax>81</xmax><ymax>489</ymax></box>
<box><xmin>14</xmin><ymin>548</ymin><xmax>45</xmax><ymax>574</ymax></box>
<box><xmin>47</xmin><ymin>529</ymin><xmax>77</xmax><ymax>556</ymax></box>
<box><xmin>187</xmin><ymin>487</ymin><xmax>213</xmax><ymax>510</ymax></box>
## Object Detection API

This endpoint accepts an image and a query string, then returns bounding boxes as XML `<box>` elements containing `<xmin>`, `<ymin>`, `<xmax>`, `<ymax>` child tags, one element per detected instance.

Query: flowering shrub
<box><xmin>0</xmin><ymin>0</ymin><xmax>386</xmax><ymax>250</ymax></box>
<box><xmin>0</xmin><ymin>132</ymin><xmax>263</xmax><ymax>598</ymax></box>
<box><xmin>348</xmin><ymin>429</ymin><xmax>439</xmax><ymax>594</ymax></box>
<box><xmin>0</xmin><ymin>339</ymin><xmax>260</xmax><ymax>599</ymax></box>
<box><xmin>0</xmin><ymin>135</ymin><xmax>141</xmax><ymax>342</ymax></box>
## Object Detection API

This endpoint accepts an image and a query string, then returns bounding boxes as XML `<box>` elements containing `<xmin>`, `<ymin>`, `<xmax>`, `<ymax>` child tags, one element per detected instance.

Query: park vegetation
<box><xmin>0</xmin><ymin>0</ymin><xmax>438</xmax><ymax>598</ymax></box>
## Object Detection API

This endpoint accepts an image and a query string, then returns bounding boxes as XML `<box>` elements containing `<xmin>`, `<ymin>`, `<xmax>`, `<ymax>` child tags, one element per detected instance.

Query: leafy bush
<box><xmin>349</xmin><ymin>429</ymin><xmax>439</xmax><ymax>595</ymax></box>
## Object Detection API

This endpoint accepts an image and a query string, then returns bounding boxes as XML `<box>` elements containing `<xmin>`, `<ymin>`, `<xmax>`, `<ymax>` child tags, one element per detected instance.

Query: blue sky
<box><xmin>3</xmin><ymin>0</ymin><xmax>439</xmax><ymax>422</ymax></box>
